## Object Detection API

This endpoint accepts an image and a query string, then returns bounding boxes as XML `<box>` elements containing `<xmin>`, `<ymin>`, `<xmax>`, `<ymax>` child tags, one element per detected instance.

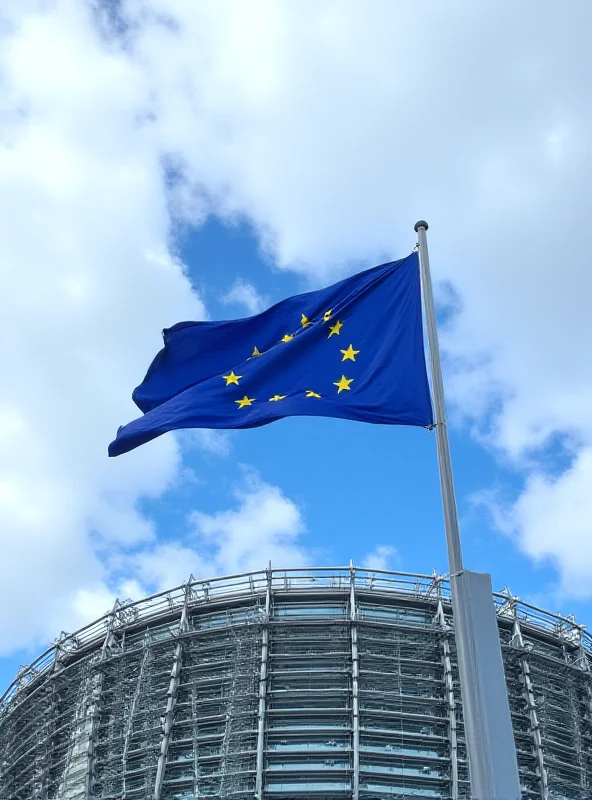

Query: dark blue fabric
<box><xmin>109</xmin><ymin>252</ymin><xmax>433</xmax><ymax>456</ymax></box>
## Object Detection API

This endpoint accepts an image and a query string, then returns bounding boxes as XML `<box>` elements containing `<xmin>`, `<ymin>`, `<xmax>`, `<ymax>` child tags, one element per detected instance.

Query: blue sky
<box><xmin>2</xmin><ymin>1</ymin><xmax>592</xmax><ymax>698</ymax></box>
<box><xmin>0</xmin><ymin>217</ymin><xmax>581</xmax><ymax>694</ymax></box>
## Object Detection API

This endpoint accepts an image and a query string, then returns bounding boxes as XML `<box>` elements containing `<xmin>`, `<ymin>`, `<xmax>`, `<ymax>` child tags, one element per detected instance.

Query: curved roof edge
<box><xmin>1</xmin><ymin>565</ymin><xmax>589</xmax><ymax>713</ymax></box>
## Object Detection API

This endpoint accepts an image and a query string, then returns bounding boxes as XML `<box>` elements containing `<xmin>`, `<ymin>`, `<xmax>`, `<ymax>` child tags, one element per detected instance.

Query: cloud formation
<box><xmin>2</xmin><ymin>0</ymin><xmax>592</xmax><ymax>660</ymax></box>
<box><xmin>68</xmin><ymin>472</ymin><xmax>311</xmax><ymax>624</ymax></box>
<box><xmin>106</xmin><ymin>0</ymin><xmax>591</xmax><ymax>594</ymax></box>
<box><xmin>0</xmin><ymin>1</ymin><xmax>204</xmax><ymax>652</ymax></box>
<box><xmin>362</xmin><ymin>545</ymin><xmax>399</xmax><ymax>572</ymax></box>
<box><xmin>223</xmin><ymin>278</ymin><xmax>268</xmax><ymax>316</ymax></box>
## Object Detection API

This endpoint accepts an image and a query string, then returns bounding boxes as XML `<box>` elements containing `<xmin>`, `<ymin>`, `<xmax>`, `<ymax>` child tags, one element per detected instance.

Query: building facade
<box><xmin>1</xmin><ymin>567</ymin><xmax>591</xmax><ymax>799</ymax></box>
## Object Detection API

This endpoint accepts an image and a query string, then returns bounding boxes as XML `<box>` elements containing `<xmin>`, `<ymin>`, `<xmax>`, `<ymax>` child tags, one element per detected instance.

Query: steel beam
<box><xmin>350</xmin><ymin>565</ymin><xmax>360</xmax><ymax>800</ymax></box>
<box><xmin>192</xmin><ymin>682</ymin><xmax>200</xmax><ymax>799</ymax></box>
<box><xmin>82</xmin><ymin>670</ymin><xmax>104</xmax><ymax>800</ymax></box>
<box><xmin>511</xmin><ymin>617</ymin><xmax>549</xmax><ymax>800</ymax></box>
<box><xmin>564</xmin><ymin>638</ymin><xmax>590</xmax><ymax>792</ymax></box>
<box><xmin>83</xmin><ymin>611</ymin><xmax>120</xmax><ymax>799</ymax></box>
<box><xmin>122</xmin><ymin>647</ymin><xmax>150</xmax><ymax>797</ymax></box>
<box><xmin>436</xmin><ymin>598</ymin><xmax>459</xmax><ymax>799</ymax></box>
<box><xmin>255</xmin><ymin>567</ymin><xmax>272</xmax><ymax>800</ymax></box>
<box><xmin>30</xmin><ymin>681</ymin><xmax>56</xmax><ymax>800</ymax></box>
<box><xmin>153</xmin><ymin>601</ymin><xmax>188</xmax><ymax>800</ymax></box>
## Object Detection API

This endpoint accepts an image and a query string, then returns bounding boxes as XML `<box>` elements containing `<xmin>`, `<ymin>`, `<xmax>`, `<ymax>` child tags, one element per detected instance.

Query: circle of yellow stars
<box><xmin>222</xmin><ymin>308</ymin><xmax>359</xmax><ymax>408</ymax></box>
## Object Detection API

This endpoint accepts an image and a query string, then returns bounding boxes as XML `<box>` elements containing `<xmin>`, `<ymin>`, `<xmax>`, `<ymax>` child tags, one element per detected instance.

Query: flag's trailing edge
<box><xmin>109</xmin><ymin>251</ymin><xmax>433</xmax><ymax>457</ymax></box>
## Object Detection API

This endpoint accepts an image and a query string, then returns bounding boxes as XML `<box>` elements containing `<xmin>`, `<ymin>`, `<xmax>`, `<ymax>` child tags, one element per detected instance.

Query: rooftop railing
<box><xmin>1</xmin><ymin>566</ymin><xmax>590</xmax><ymax>715</ymax></box>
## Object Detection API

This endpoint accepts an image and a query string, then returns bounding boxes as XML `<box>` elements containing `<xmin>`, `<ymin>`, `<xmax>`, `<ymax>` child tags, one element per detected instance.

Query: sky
<box><xmin>1</xmin><ymin>0</ymin><xmax>592</xmax><ymax>694</ymax></box>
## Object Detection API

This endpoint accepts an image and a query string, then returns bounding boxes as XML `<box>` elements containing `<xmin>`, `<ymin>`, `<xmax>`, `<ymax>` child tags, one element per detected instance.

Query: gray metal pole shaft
<box><xmin>415</xmin><ymin>222</ymin><xmax>463</xmax><ymax>575</ymax></box>
<box><xmin>414</xmin><ymin>221</ymin><xmax>521</xmax><ymax>800</ymax></box>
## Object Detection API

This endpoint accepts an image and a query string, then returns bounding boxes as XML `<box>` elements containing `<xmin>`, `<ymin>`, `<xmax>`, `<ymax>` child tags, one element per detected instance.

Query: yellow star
<box><xmin>323</xmin><ymin>310</ymin><xmax>332</xmax><ymax>322</ymax></box>
<box><xmin>251</xmin><ymin>346</ymin><xmax>262</xmax><ymax>357</ymax></box>
<box><xmin>334</xmin><ymin>375</ymin><xmax>354</xmax><ymax>393</ymax></box>
<box><xmin>281</xmin><ymin>334</ymin><xmax>294</xmax><ymax>342</ymax></box>
<box><xmin>306</xmin><ymin>390</ymin><xmax>321</xmax><ymax>398</ymax></box>
<box><xmin>269</xmin><ymin>394</ymin><xmax>286</xmax><ymax>402</ymax></box>
<box><xmin>301</xmin><ymin>314</ymin><xmax>312</xmax><ymax>328</ymax></box>
<box><xmin>328</xmin><ymin>320</ymin><xmax>343</xmax><ymax>338</ymax></box>
<box><xmin>223</xmin><ymin>371</ymin><xmax>242</xmax><ymax>386</ymax></box>
<box><xmin>340</xmin><ymin>344</ymin><xmax>360</xmax><ymax>362</ymax></box>
<box><xmin>235</xmin><ymin>396</ymin><xmax>255</xmax><ymax>409</ymax></box>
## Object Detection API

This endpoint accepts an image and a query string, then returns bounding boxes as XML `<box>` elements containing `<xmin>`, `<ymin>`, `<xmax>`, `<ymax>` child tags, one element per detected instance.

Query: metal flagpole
<box><xmin>414</xmin><ymin>222</ymin><xmax>522</xmax><ymax>800</ymax></box>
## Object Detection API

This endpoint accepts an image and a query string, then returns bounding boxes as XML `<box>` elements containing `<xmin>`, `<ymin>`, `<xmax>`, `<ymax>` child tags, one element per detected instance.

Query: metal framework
<box><xmin>255</xmin><ymin>567</ymin><xmax>272</xmax><ymax>800</ymax></box>
<box><xmin>435</xmin><ymin>591</ymin><xmax>460</xmax><ymax>799</ymax></box>
<box><xmin>1</xmin><ymin>566</ymin><xmax>592</xmax><ymax>799</ymax></box>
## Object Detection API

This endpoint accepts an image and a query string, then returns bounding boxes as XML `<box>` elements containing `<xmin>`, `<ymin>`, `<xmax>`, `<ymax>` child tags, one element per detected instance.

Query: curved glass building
<box><xmin>1</xmin><ymin>567</ymin><xmax>591</xmax><ymax>799</ymax></box>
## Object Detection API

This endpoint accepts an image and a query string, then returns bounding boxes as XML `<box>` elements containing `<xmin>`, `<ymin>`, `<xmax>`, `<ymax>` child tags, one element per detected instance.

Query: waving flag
<box><xmin>109</xmin><ymin>251</ymin><xmax>433</xmax><ymax>456</ymax></box>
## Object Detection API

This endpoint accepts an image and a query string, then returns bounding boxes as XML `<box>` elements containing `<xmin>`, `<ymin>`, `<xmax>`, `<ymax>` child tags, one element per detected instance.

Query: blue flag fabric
<box><xmin>109</xmin><ymin>251</ymin><xmax>433</xmax><ymax>457</ymax></box>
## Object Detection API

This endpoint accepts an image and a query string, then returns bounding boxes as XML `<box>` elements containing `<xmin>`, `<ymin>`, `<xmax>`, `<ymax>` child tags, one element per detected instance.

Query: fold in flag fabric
<box><xmin>109</xmin><ymin>251</ymin><xmax>433</xmax><ymax>457</ymax></box>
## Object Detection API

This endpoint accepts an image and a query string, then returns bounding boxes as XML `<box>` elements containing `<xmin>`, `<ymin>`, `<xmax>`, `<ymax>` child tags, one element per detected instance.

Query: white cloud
<box><xmin>179</xmin><ymin>429</ymin><xmax>232</xmax><ymax>458</ymax></box>
<box><xmin>129</xmin><ymin>544</ymin><xmax>208</xmax><ymax>596</ymax></box>
<box><xmin>0</xmin><ymin>1</ymin><xmax>205</xmax><ymax>653</ymax></box>
<box><xmin>79</xmin><ymin>472</ymin><xmax>311</xmax><ymax>602</ymax></box>
<box><xmin>189</xmin><ymin>470</ymin><xmax>310</xmax><ymax>576</ymax></box>
<box><xmin>2</xmin><ymin>0</ymin><xmax>592</xmax><ymax>666</ymax></box>
<box><xmin>223</xmin><ymin>278</ymin><xmax>268</xmax><ymax>315</ymax></box>
<box><xmin>105</xmin><ymin>0</ymin><xmax>592</xmax><ymax>596</ymax></box>
<box><xmin>477</xmin><ymin>448</ymin><xmax>592</xmax><ymax>600</ymax></box>
<box><xmin>362</xmin><ymin>545</ymin><xmax>399</xmax><ymax>572</ymax></box>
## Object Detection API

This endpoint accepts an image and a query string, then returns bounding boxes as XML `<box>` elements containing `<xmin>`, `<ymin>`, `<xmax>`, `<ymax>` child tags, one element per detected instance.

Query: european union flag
<box><xmin>109</xmin><ymin>251</ymin><xmax>433</xmax><ymax>456</ymax></box>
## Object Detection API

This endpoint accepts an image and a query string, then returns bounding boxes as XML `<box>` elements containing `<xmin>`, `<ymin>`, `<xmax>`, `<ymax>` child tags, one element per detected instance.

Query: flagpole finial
<box><xmin>414</xmin><ymin>220</ymin><xmax>429</xmax><ymax>232</ymax></box>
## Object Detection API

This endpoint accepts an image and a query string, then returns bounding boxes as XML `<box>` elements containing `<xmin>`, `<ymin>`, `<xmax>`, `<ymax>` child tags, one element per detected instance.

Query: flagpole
<box><xmin>414</xmin><ymin>223</ymin><xmax>463</xmax><ymax>576</ymax></box>
<box><xmin>414</xmin><ymin>222</ymin><xmax>521</xmax><ymax>799</ymax></box>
